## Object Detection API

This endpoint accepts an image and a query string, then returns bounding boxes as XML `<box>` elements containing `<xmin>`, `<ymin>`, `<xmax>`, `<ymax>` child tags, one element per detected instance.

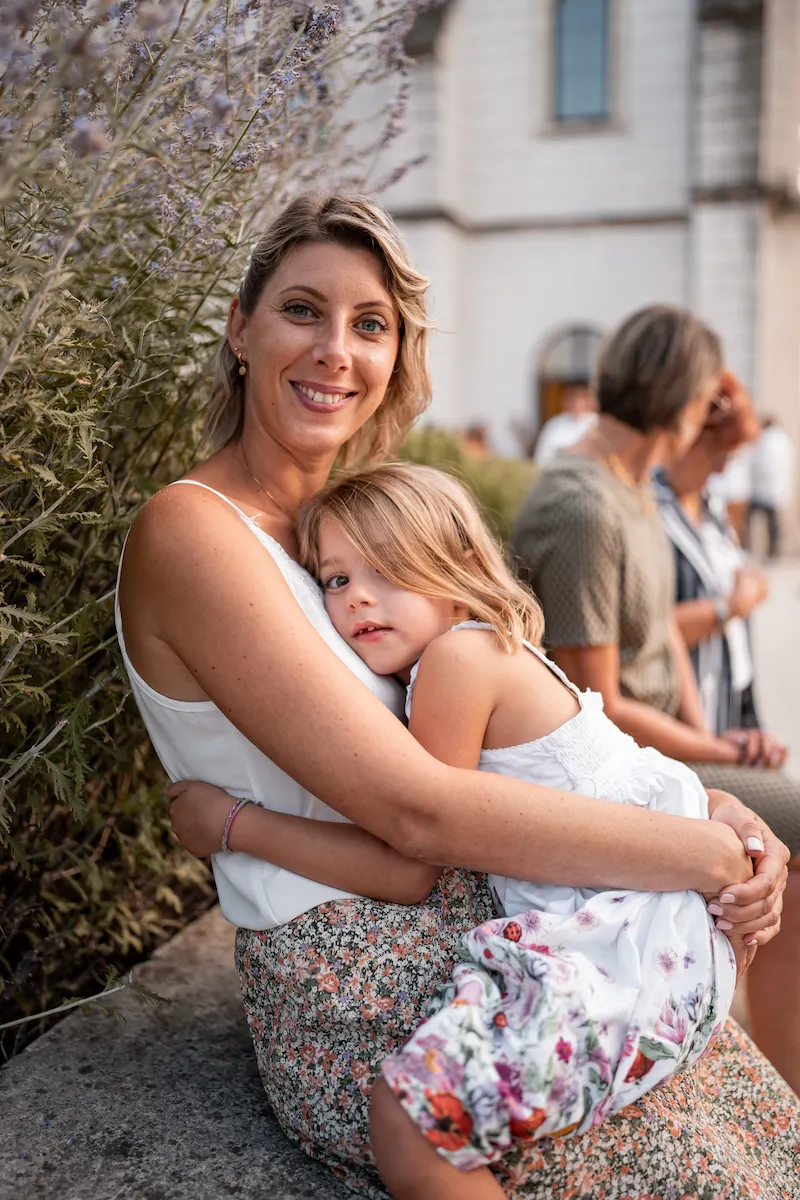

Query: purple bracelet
<box><xmin>221</xmin><ymin>797</ymin><xmax>253</xmax><ymax>853</ymax></box>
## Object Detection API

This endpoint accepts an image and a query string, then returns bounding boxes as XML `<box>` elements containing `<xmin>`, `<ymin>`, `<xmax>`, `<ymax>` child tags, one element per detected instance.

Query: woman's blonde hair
<box><xmin>207</xmin><ymin>193</ymin><xmax>432</xmax><ymax>467</ymax></box>
<box><xmin>297</xmin><ymin>462</ymin><xmax>545</xmax><ymax>651</ymax></box>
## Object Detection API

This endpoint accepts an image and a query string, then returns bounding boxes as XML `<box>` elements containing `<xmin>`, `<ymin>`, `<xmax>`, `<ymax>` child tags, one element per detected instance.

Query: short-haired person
<box><xmin>511</xmin><ymin>305</ymin><xmax>800</xmax><ymax>1091</ymax></box>
<box><xmin>533</xmin><ymin>383</ymin><xmax>598</xmax><ymax>466</ymax></box>
<box><xmin>749</xmin><ymin>416</ymin><xmax>795</xmax><ymax>559</ymax></box>
<box><xmin>655</xmin><ymin>374</ymin><xmax>772</xmax><ymax>741</ymax></box>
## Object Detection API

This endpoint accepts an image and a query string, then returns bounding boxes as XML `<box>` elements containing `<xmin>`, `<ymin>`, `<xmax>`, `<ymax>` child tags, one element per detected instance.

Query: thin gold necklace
<box><xmin>240</xmin><ymin>450</ymin><xmax>293</xmax><ymax>519</ymax></box>
<box><xmin>590</xmin><ymin>432</ymin><xmax>655</xmax><ymax>515</ymax></box>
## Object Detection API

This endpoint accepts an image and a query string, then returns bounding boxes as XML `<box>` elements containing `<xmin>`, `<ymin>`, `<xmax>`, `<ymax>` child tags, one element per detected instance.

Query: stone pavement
<box><xmin>751</xmin><ymin>560</ymin><xmax>800</xmax><ymax>775</ymax></box>
<box><xmin>0</xmin><ymin>907</ymin><xmax>351</xmax><ymax>1200</ymax></box>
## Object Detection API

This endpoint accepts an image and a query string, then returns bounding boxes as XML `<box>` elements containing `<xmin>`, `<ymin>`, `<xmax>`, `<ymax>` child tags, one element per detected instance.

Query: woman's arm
<box><xmin>675</xmin><ymin>567</ymin><xmax>769</xmax><ymax>649</ymax></box>
<box><xmin>551</xmin><ymin>642</ymin><xmax>739</xmax><ymax>764</ymax></box>
<box><xmin>124</xmin><ymin>486</ymin><xmax>753</xmax><ymax>897</ymax></box>
<box><xmin>674</xmin><ymin>598</ymin><xmax>724</xmax><ymax>650</ymax></box>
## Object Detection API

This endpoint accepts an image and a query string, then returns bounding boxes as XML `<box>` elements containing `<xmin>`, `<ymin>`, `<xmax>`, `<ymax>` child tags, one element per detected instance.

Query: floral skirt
<box><xmin>236</xmin><ymin>870</ymin><xmax>800</xmax><ymax>1199</ymax></box>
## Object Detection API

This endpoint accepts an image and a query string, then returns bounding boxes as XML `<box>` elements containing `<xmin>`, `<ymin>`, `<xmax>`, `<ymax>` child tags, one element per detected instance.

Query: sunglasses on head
<box><xmin>704</xmin><ymin>391</ymin><xmax>733</xmax><ymax>427</ymax></box>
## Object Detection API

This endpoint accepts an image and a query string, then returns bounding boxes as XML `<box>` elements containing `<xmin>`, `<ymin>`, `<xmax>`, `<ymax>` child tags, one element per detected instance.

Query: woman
<box><xmin>656</xmin><ymin>376</ymin><xmax>800</xmax><ymax>1088</ymax></box>
<box><xmin>510</xmin><ymin>305</ymin><xmax>800</xmax><ymax>1095</ymax></box>
<box><xmin>117</xmin><ymin>201</ymin><xmax>795</xmax><ymax>1198</ymax></box>
<box><xmin>655</xmin><ymin>376</ymin><xmax>776</xmax><ymax>746</ymax></box>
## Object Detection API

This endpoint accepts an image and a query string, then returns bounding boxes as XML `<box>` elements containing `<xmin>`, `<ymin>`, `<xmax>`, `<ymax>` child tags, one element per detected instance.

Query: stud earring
<box><xmin>236</xmin><ymin>349</ymin><xmax>247</xmax><ymax>377</ymax></box>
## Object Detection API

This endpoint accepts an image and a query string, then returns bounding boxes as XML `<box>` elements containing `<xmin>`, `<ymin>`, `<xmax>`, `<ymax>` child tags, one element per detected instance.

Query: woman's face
<box><xmin>662</xmin><ymin>372</ymin><xmax>722</xmax><ymax>463</ymax></box>
<box><xmin>229</xmin><ymin>241</ymin><xmax>400</xmax><ymax>463</ymax></box>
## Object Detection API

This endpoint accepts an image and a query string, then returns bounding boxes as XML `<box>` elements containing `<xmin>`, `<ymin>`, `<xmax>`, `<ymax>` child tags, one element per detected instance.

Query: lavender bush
<box><xmin>0</xmin><ymin>0</ymin><xmax>429</xmax><ymax>1055</ymax></box>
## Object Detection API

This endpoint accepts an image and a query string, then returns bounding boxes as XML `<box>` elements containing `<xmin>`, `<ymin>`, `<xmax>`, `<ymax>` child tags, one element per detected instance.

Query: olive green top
<box><xmin>510</xmin><ymin>455</ymin><xmax>679</xmax><ymax>716</ymax></box>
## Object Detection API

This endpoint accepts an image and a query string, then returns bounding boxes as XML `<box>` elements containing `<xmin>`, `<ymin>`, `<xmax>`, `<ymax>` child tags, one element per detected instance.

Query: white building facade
<box><xmin>373</xmin><ymin>0</ymin><xmax>800</xmax><ymax>533</ymax></box>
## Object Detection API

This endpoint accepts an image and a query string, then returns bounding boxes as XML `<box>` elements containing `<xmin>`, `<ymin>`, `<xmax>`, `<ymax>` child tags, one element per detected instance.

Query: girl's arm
<box><xmin>406</xmin><ymin>633</ymin><xmax>498</xmax><ymax>768</ymax></box>
<box><xmin>124</xmin><ymin>486</ymin><xmax>766</xmax><ymax>898</ymax></box>
<box><xmin>181</xmin><ymin>789</ymin><xmax>442</xmax><ymax>905</ymax></box>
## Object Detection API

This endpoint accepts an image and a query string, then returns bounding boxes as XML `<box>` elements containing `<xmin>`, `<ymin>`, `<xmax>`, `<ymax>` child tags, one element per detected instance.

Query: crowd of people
<box><xmin>534</xmin><ymin>385</ymin><xmax>794</xmax><ymax>560</ymax></box>
<box><xmin>116</xmin><ymin>194</ymin><xmax>800</xmax><ymax>1199</ymax></box>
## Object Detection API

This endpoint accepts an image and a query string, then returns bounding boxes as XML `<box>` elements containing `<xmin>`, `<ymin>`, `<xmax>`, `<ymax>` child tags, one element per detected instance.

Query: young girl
<box><xmin>295</xmin><ymin>461</ymin><xmax>739</xmax><ymax>1200</ymax></box>
<box><xmin>189</xmin><ymin>462</ymin><xmax>743</xmax><ymax>1199</ymax></box>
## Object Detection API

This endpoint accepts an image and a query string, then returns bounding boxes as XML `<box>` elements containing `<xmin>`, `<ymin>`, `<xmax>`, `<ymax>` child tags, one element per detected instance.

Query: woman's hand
<box><xmin>721</xmin><ymin>728</ymin><xmax>787</xmax><ymax>769</ymax></box>
<box><xmin>706</xmin><ymin>789</ymin><xmax>789</xmax><ymax>947</ymax></box>
<box><xmin>730</xmin><ymin>936</ymin><xmax>757</xmax><ymax>983</ymax></box>
<box><xmin>729</xmin><ymin>566</ymin><xmax>769</xmax><ymax>621</ymax></box>
<box><xmin>167</xmin><ymin>780</ymin><xmax>237</xmax><ymax>857</ymax></box>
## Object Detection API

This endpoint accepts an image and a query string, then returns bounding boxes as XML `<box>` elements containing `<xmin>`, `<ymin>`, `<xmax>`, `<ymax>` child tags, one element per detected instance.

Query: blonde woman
<box><xmin>118</xmin><ymin>197</ymin><xmax>794</xmax><ymax>1199</ymax></box>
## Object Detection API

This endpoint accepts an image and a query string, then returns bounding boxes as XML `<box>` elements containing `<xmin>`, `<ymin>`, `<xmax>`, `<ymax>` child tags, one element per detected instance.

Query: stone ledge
<box><xmin>0</xmin><ymin>907</ymin><xmax>350</xmax><ymax>1200</ymax></box>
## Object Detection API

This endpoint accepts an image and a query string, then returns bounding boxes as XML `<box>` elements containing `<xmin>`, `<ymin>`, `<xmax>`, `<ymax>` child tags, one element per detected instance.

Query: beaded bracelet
<box><xmin>221</xmin><ymin>797</ymin><xmax>253</xmax><ymax>854</ymax></box>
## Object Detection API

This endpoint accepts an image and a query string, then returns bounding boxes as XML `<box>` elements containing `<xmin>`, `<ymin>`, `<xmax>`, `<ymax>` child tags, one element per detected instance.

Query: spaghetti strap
<box><xmin>448</xmin><ymin>619</ymin><xmax>582</xmax><ymax>699</ymax></box>
<box><xmin>168</xmin><ymin>478</ymin><xmax>253</xmax><ymax>523</ymax></box>
<box><xmin>115</xmin><ymin>480</ymin><xmax>256</xmax><ymax>656</ymax></box>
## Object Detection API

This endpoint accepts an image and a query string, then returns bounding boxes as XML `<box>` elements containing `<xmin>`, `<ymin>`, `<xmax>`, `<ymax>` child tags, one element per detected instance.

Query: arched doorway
<box><xmin>537</xmin><ymin>325</ymin><xmax>604</xmax><ymax>425</ymax></box>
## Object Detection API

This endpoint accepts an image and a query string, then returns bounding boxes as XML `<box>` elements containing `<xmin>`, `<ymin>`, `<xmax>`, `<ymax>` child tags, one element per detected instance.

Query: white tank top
<box><xmin>115</xmin><ymin>480</ymin><xmax>405</xmax><ymax>930</ymax></box>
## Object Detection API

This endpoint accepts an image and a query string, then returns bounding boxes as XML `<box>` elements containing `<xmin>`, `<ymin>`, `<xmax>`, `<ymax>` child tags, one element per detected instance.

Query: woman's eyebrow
<box><xmin>277</xmin><ymin>285</ymin><xmax>392</xmax><ymax>312</ymax></box>
<box><xmin>278</xmin><ymin>284</ymin><xmax>327</xmax><ymax>301</ymax></box>
<box><xmin>354</xmin><ymin>299</ymin><xmax>393</xmax><ymax>312</ymax></box>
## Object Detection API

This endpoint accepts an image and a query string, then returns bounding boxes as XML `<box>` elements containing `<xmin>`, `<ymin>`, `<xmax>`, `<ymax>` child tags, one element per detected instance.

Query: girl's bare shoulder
<box><xmin>417</xmin><ymin>625</ymin><xmax>514</xmax><ymax>683</ymax></box>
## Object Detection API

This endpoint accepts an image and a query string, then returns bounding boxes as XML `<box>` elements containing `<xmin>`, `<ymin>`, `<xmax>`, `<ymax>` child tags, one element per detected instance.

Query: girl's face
<box><xmin>228</xmin><ymin>242</ymin><xmax>400</xmax><ymax>465</ymax></box>
<box><xmin>317</xmin><ymin>519</ymin><xmax>465</xmax><ymax>682</ymax></box>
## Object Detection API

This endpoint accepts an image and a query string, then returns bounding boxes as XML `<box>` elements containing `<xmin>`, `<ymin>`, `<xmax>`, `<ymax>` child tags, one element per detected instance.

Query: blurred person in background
<box><xmin>461</xmin><ymin>422</ymin><xmax>491</xmax><ymax>460</ymax></box>
<box><xmin>749</xmin><ymin>416</ymin><xmax>794</xmax><ymax>559</ymax></box>
<box><xmin>511</xmin><ymin>305</ymin><xmax>800</xmax><ymax>1091</ymax></box>
<box><xmin>707</xmin><ymin>440</ymin><xmax>753</xmax><ymax>544</ymax></box>
<box><xmin>533</xmin><ymin>383</ymin><xmax>597</xmax><ymax>466</ymax></box>
<box><xmin>655</xmin><ymin>374</ymin><xmax>779</xmax><ymax>750</ymax></box>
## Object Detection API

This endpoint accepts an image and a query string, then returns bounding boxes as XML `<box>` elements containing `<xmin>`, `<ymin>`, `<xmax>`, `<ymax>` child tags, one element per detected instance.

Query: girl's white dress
<box><xmin>381</xmin><ymin>623</ymin><xmax>737</xmax><ymax>1169</ymax></box>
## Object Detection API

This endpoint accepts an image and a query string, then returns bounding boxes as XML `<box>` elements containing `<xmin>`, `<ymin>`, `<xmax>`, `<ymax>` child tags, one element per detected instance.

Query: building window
<box><xmin>554</xmin><ymin>0</ymin><xmax>610</xmax><ymax>123</ymax></box>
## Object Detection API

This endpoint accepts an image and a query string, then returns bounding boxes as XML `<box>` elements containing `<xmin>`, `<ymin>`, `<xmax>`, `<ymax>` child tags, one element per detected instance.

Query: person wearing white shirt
<box><xmin>533</xmin><ymin>384</ymin><xmax>597</xmax><ymax>466</ymax></box>
<box><xmin>748</xmin><ymin>417</ymin><xmax>794</xmax><ymax>558</ymax></box>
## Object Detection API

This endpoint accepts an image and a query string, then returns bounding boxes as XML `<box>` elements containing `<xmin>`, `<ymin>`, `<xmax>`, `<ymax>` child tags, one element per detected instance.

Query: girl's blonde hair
<box><xmin>297</xmin><ymin>462</ymin><xmax>544</xmax><ymax>651</ymax></box>
<box><xmin>207</xmin><ymin>193</ymin><xmax>432</xmax><ymax>468</ymax></box>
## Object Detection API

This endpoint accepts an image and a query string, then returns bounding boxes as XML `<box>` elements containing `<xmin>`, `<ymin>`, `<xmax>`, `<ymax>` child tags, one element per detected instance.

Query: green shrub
<box><xmin>400</xmin><ymin>426</ymin><xmax>537</xmax><ymax>545</ymax></box>
<box><xmin>0</xmin><ymin>0</ymin><xmax>428</xmax><ymax>1057</ymax></box>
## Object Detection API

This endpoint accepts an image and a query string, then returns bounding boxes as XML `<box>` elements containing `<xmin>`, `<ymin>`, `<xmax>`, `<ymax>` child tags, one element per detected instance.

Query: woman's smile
<box><xmin>291</xmin><ymin>380</ymin><xmax>357</xmax><ymax>411</ymax></box>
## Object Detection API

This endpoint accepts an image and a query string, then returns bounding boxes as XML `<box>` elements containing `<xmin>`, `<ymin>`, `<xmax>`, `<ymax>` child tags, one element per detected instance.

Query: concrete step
<box><xmin>0</xmin><ymin>908</ymin><xmax>351</xmax><ymax>1200</ymax></box>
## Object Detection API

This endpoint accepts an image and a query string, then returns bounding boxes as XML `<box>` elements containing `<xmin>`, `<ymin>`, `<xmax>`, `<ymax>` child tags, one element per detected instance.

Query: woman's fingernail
<box><xmin>746</xmin><ymin>837</ymin><xmax>764</xmax><ymax>853</ymax></box>
<box><xmin>716</xmin><ymin>919</ymin><xmax>733</xmax><ymax>931</ymax></box>
<box><xmin>707</xmin><ymin>904</ymin><xmax>724</xmax><ymax>916</ymax></box>
<box><xmin>746</xmin><ymin>937</ymin><xmax>758</xmax><ymax>946</ymax></box>
<box><xmin>720</xmin><ymin>894</ymin><xmax>736</xmax><ymax>904</ymax></box>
